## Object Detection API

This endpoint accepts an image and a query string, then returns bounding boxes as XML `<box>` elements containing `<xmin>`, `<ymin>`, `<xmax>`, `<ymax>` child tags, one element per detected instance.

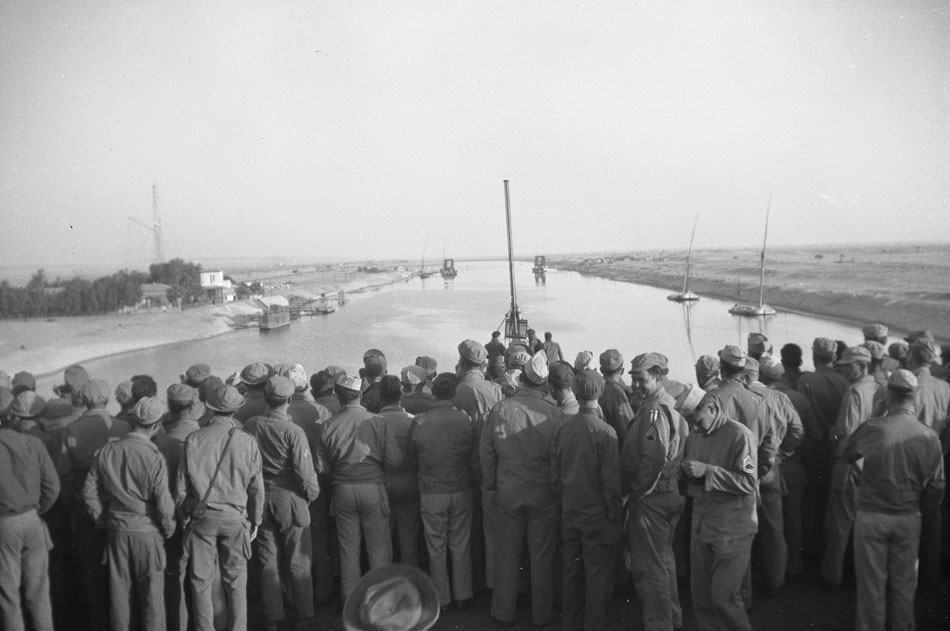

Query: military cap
<box><xmin>282</xmin><ymin>364</ymin><xmax>309</xmax><ymax>391</ymax></box>
<box><xmin>458</xmin><ymin>339</ymin><xmax>488</xmax><ymax>365</ymax></box>
<box><xmin>695</xmin><ymin>354</ymin><xmax>720</xmax><ymax>372</ymax></box>
<box><xmin>888</xmin><ymin>369</ymin><xmax>918</xmax><ymax>393</ymax></box>
<box><xmin>910</xmin><ymin>338</ymin><xmax>938</xmax><ymax>363</ymax></box>
<box><xmin>862</xmin><ymin>324</ymin><xmax>888</xmax><ymax>340</ymax></box>
<box><xmin>509</xmin><ymin>350</ymin><xmax>531</xmax><ymax>368</ymax></box>
<box><xmin>10</xmin><ymin>391</ymin><xmax>45</xmax><ymax>418</ymax></box>
<box><xmin>205</xmin><ymin>384</ymin><xmax>246</xmax><ymax>413</ymax></box>
<box><xmin>573</xmin><ymin>350</ymin><xmax>596</xmax><ymax>373</ymax></box>
<box><xmin>183</xmin><ymin>363</ymin><xmax>212</xmax><ymax>387</ymax></box>
<box><xmin>239</xmin><ymin>362</ymin><xmax>272</xmax><ymax>386</ymax></box>
<box><xmin>599</xmin><ymin>349</ymin><xmax>624</xmax><ymax>373</ymax></box>
<box><xmin>887</xmin><ymin>341</ymin><xmax>908</xmax><ymax>361</ymax></box>
<box><xmin>812</xmin><ymin>337</ymin><xmax>837</xmax><ymax>360</ymax></box>
<box><xmin>325</xmin><ymin>366</ymin><xmax>348</xmax><ymax>383</ymax></box>
<box><xmin>523</xmin><ymin>350</ymin><xmax>549</xmax><ymax>385</ymax></box>
<box><xmin>674</xmin><ymin>383</ymin><xmax>705</xmax><ymax>416</ymax></box>
<box><xmin>904</xmin><ymin>330</ymin><xmax>934</xmax><ymax>344</ymax></box>
<box><xmin>718</xmin><ymin>345</ymin><xmax>747</xmax><ymax>368</ymax></box>
<box><xmin>265</xmin><ymin>375</ymin><xmax>295</xmax><ymax>400</ymax></box>
<box><xmin>337</xmin><ymin>375</ymin><xmax>363</xmax><ymax>392</ymax></box>
<box><xmin>860</xmin><ymin>341</ymin><xmax>885</xmax><ymax>361</ymax></box>
<box><xmin>167</xmin><ymin>383</ymin><xmax>197</xmax><ymax>404</ymax></box>
<box><xmin>837</xmin><ymin>346</ymin><xmax>872</xmax><ymax>365</ymax></box>
<box><xmin>505</xmin><ymin>343</ymin><xmax>528</xmax><ymax>359</ymax></box>
<box><xmin>629</xmin><ymin>352</ymin><xmax>666</xmax><ymax>374</ymax></box>
<box><xmin>747</xmin><ymin>333</ymin><xmax>770</xmax><ymax>355</ymax></box>
<box><xmin>114</xmin><ymin>380</ymin><xmax>134</xmax><ymax>406</ymax></box>
<box><xmin>415</xmin><ymin>356</ymin><xmax>438</xmax><ymax>376</ymax></box>
<box><xmin>79</xmin><ymin>378</ymin><xmax>109</xmax><ymax>406</ymax></box>
<box><xmin>758</xmin><ymin>354</ymin><xmax>785</xmax><ymax>381</ymax></box>
<box><xmin>743</xmin><ymin>356</ymin><xmax>760</xmax><ymax>375</ymax></box>
<box><xmin>548</xmin><ymin>362</ymin><xmax>575</xmax><ymax>389</ymax></box>
<box><xmin>342</xmin><ymin>564</ymin><xmax>440</xmax><ymax>631</ymax></box>
<box><xmin>574</xmin><ymin>369</ymin><xmax>606</xmax><ymax>400</ymax></box>
<box><xmin>133</xmin><ymin>396</ymin><xmax>166</xmax><ymax>426</ymax></box>
<box><xmin>401</xmin><ymin>365</ymin><xmax>426</xmax><ymax>386</ymax></box>
<box><xmin>198</xmin><ymin>376</ymin><xmax>224</xmax><ymax>402</ymax></box>
<box><xmin>11</xmin><ymin>371</ymin><xmax>36</xmax><ymax>394</ymax></box>
<box><xmin>61</xmin><ymin>364</ymin><xmax>89</xmax><ymax>391</ymax></box>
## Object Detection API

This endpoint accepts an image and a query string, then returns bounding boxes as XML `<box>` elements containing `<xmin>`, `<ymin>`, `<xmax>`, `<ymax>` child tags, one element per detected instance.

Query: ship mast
<box><xmin>758</xmin><ymin>192</ymin><xmax>771</xmax><ymax>308</ymax></box>
<box><xmin>503</xmin><ymin>180</ymin><xmax>525</xmax><ymax>341</ymax></box>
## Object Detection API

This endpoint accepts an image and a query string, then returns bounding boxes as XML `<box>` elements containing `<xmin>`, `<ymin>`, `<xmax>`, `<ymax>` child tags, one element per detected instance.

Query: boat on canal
<box><xmin>440</xmin><ymin>258</ymin><xmax>458</xmax><ymax>279</ymax></box>
<box><xmin>258</xmin><ymin>295</ymin><xmax>292</xmax><ymax>330</ymax></box>
<box><xmin>667</xmin><ymin>214</ymin><xmax>700</xmax><ymax>302</ymax></box>
<box><xmin>532</xmin><ymin>255</ymin><xmax>547</xmax><ymax>276</ymax></box>
<box><xmin>729</xmin><ymin>194</ymin><xmax>776</xmax><ymax>317</ymax></box>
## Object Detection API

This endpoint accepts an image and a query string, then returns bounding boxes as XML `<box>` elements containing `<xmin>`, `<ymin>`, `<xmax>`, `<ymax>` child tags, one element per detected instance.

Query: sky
<box><xmin>1</xmin><ymin>1</ymin><xmax>948</xmax><ymax>275</ymax></box>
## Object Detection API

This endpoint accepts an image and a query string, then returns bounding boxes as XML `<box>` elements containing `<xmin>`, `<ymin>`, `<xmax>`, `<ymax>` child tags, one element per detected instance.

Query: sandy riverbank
<box><xmin>550</xmin><ymin>242</ymin><xmax>950</xmax><ymax>342</ymax></box>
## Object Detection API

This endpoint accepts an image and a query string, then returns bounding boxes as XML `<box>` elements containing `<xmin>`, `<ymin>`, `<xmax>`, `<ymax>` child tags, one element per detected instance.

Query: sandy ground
<box><xmin>550</xmin><ymin>242</ymin><xmax>950</xmax><ymax>342</ymax></box>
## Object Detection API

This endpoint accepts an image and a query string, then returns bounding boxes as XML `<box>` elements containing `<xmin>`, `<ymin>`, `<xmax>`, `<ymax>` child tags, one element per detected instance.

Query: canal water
<box><xmin>36</xmin><ymin>260</ymin><xmax>874</xmax><ymax>407</ymax></box>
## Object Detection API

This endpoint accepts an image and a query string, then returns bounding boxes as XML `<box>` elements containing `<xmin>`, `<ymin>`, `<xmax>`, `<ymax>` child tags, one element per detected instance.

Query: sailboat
<box><xmin>729</xmin><ymin>194</ymin><xmax>776</xmax><ymax>317</ymax></box>
<box><xmin>419</xmin><ymin>234</ymin><xmax>436</xmax><ymax>278</ymax></box>
<box><xmin>667</xmin><ymin>214</ymin><xmax>700</xmax><ymax>302</ymax></box>
<box><xmin>499</xmin><ymin>180</ymin><xmax>528</xmax><ymax>343</ymax></box>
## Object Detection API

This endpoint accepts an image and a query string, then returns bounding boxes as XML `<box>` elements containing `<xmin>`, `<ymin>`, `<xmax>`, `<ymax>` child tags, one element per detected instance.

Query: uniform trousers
<box><xmin>308</xmin><ymin>493</ymin><xmax>334</xmax><ymax>603</ymax></box>
<box><xmin>390</xmin><ymin>497</ymin><xmax>421</xmax><ymax>567</ymax></box>
<box><xmin>491</xmin><ymin>494</ymin><xmax>558</xmax><ymax>625</ymax></box>
<box><xmin>185</xmin><ymin>517</ymin><xmax>251</xmax><ymax>631</ymax></box>
<box><xmin>0</xmin><ymin>510</ymin><xmax>53</xmax><ymax>631</ymax></box>
<box><xmin>106</xmin><ymin>528</ymin><xmax>166</xmax><ymax>631</ymax></box>
<box><xmin>561</xmin><ymin>521</ymin><xmax>615</xmax><ymax>631</ymax></box>
<box><xmin>164</xmin><ymin>531</ymin><xmax>189</xmax><ymax>631</ymax></box>
<box><xmin>690</xmin><ymin>535</ymin><xmax>754</xmax><ymax>631</ymax></box>
<box><xmin>821</xmin><ymin>463</ymin><xmax>856</xmax><ymax>585</ymax></box>
<box><xmin>918</xmin><ymin>505</ymin><xmax>942</xmax><ymax>586</ymax></box>
<box><xmin>781</xmin><ymin>460</ymin><xmax>806</xmax><ymax>577</ymax></box>
<box><xmin>420</xmin><ymin>490</ymin><xmax>474</xmax><ymax>606</ymax></box>
<box><xmin>854</xmin><ymin>510</ymin><xmax>921</xmax><ymax>631</ymax></box>
<box><xmin>70</xmin><ymin>501</ymin><xmax>109</xmax><ymax>631</ymax></box>
<box><xmin>747</xmin><ymin>485</ymin><xmax>787</xmax><ymax>596</ymax></box>
<box><xmin>629</xmin><ymin>492</ymin><xmax>684</xmax><ymax>631</ymax></box>
<box><xmin>478</xmin><ymin>488</ymin><xmax>498</xmax><ymax>590</ymax></box>
<box><xmin>332</xmin><ymin>483</ymin><xmax>392</xmax><ymax>602</ymax></box>
<box><xmin>257</xmin><ymin>489</ymin><xmax>314</xmax><ymax>625</ymax></box>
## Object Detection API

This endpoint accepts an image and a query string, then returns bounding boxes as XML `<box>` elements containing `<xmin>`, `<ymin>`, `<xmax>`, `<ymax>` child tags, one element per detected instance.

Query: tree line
<box><xmin>0</xmin><ymin>259</ymin><xmax>204</xmax><ymax>319</ymax></box>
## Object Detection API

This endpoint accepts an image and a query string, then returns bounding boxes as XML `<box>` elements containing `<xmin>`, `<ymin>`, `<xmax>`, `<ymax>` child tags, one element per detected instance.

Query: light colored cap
<box><xmin>458</xmin><ymin>339</ymin><xmax>488</xmax><ymax>364</ymax></box>
<box><xmin>523</xmin><ymin>350</ymin><xmax>549</xmax><ymax>385</ymax></box>
<box><xmin>509</xmin><ymin>350</ymin><xmax>531</xmax><ymax>368</ymax></box>
<box><xmin>674</xmin><ymin>383</ymin><xmax>706</xmax><ymax>416</ymax></box>
<box><xmin>337</xmin><ymin>375</ymin><xmax>363</xmax><ymax>392</ymax></box>
<box><xmin>812</xmin><ymin>337</ymin><xmax>837</xmax><ymax>359</ymax></box>
<box><xmin>205</xmin><ymin>384</ymin><xmax>246</xmax><ymax>413</ymax></box>
<box><xmin>401</xmin><ymin>365</ymin><xmax>426</xmax><ymax>386</ymax></box>
<box><xmin>265</xmin><ymin>375</ymin><xmax>295</xmax><ymax>399</ymax></box>
<box><xmin>860</xmin><ymin>341</ymin><xmax>885</xmax><ymax>361</ymax></box>
<box><xmin>573</xmin><ymin>350</ymin><xmax>596</xmax><ymax>372</ymax></box>
<box><xmin>743</xmin><ymin>356</ymin><xmax>760</xmax><ymax>375</ymax></box>
<box><xmin>10</xmin><ymin>391</ymin><xmax>45</xmax><ymax>418</ymax></box>
<box><xmin>239</xmin><ymin>362</ymin><xmax>272</xmax><ymax>386</ymax></box>
<box><xmin>862</xmin><ymin>324</ymin><xmax>888</xmax><ymax>339</ymax></box>
<box><xmin>114</xmin><ymin>380</ymin><xmax>134</xmax><ymax>405</ymax></box>
<box><xmin>837</xmin><ymin>346</ymin><xmax>872</xmax><ymax>365</ymax></box>
<box><xmin>718</xmin><ymin>345</ymin><xmax>747</xmax><ymax>368</ymax></box>
<box><xmin>888</xmin><ymin>368</ymin><xmax>918</xmax><ymax>392</ymax></box>
<box><xmin>695</xmin><ymin>354</ymin><xmax>719</xmax><ymax>372</ymax></box>
<box><xmin>759</xmin><ymin>354</ymin><xmax>785</xmax><ymax>381</ymax></box>
<box><xmin>167</xmin><ymin>383</ymin><xmax>197</xmax><ymax>404</ymax></box>
<box><xmin>629</xmin><ymin>352</ymin><xmax>666</xmax><ymax>374</ymax></box>
<box><xmin>599</xmin><ymin>349</ymin><xmax>624</xmax><ymax>372</ymax></box>
<box><xmin>133</xmin><ymin>396</ymin><xmax>166</xmax><ymax>426</ymax></box>
<box><xmin>284</xmin><ymin>364</ymin><xmax>309</xmax><ymax>391</ymax></box>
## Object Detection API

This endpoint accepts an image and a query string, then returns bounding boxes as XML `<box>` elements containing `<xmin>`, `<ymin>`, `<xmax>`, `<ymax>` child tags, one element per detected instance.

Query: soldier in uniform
<box><xmin>233</xmin><ymin>362</ymin><xmax>272</xmax><ymax>425</ymax></box>
<box><xmin>361</xmin><ymin>350</ymin><xmax>388</xmax><ymax>413</ymax></box>
<box><xmin>177</xmin><ymin>384</ymin><xmax>264</xmax><ymax>631</ymax></box>
<box><xmin>549</xmin><ymin>362</ymin><xmax>579</xmax><ymax>415</ymax></box>
<box><xmin>598</xmin><ymin>349</ymin><xmax>634</xmax><ymax>446</ymax></box>
<box><xmin>622</xmin><ymin>354</ymin><xmax>689</xmax><ymax>631</ymax></box>
<box><xmin>83</xmin><ymin>396</ymin><xmax>175</xmax><ymax>631</ymax></box>
<box><xmin>694</xmin><ymin>355</ymin><xmax>721</xmax><ymax>392</ymax></box>
<box><xmin>862</xmin><ymin>323</ymin><xmax>900</xmax><ymax>377</ymax></box>
<box><xmin>401</xmin><ymin>365</ymin><xmax>435</xmax><ymax>415</ymax></box>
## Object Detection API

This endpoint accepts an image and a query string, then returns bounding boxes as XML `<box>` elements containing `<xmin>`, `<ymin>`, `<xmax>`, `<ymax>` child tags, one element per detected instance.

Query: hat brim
<box><xmin>342</xmin><ymin>565</ymin><xmax>440</xmax><ymax>631</ymax></box>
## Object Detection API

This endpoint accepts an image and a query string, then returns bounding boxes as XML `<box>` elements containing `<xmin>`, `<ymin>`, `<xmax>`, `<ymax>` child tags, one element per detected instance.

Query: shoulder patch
<box><xmin>742</xmin><ymin>454</ymin><xmax>755</xmax><ymax>473</ymax></box>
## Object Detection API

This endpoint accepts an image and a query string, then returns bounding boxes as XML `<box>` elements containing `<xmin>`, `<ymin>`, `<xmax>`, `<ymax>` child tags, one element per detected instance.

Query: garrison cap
<box><xmin>573</xmin><ymin>369</ymin><xmax>606</xmax><ymax>400</ymax></box>
<box><xmin>509</xmin><ymin>350</ymin><xmax>531</xmax><ymax>368</ymax></box>
<box><xmin>548</xmin><ymin>362</ymin><xmax>575</xmax><ymax>389</ymax></box>
<box><xmin>888</xmin><ymin>369</ymin><xmax>918</xmax><ymax>393</ymax></box>
<box><xmin>114</xmin><ymin>381</ymin><xmax>134</xmax><ymax>406</ymax></box>
<box><xmin>79</xmin><ymin>378</ymin><xmax>109</xmax><ymax>406</ymax></box>
<box><xmin>629</xmin><ymin>352</ymin><xmax>666</xmax><ymax>374</ymax></box>
<box><xmin>458</xmin><ymin>339</ymin><xmax>488</xmax><ymax>365</ymax></box>
<box><xmin>342</xmin><ymin>564</ymin><xmax>440</xmax><ymax>631</ymax></box>
<box><xmin>184</xmin><ymin>364</ymin><xmax>212</xmax><ymax>387</ymax></box>
<box><xmin>205</xmin><ymin>384</ymin><xmax>246</xmax><ymax>413</ymax></box>
<box><xmin>758</xmin><ymin>354</ymin><xmax>785</xmax><ymax>381</ymax></box>
<box><xmin>747</xmin><ymin>333</ymin><xmax>770</xmax><ymax>354</ymax></box>
<box><xmin>860</xmin><ymin>341</ymin><xmax>885</xmax><ymax>361</ymax></box>
<box><xmin>674</xmin><ymin>383</ymin><xmax>705</xmax><ymax>416</ymax></box>
<box><xmin>695</xmin><ymin>354</ymin><xmax>720</xmax><ymax>372</ymax></box>
<box><xmin>283</xmin><ymin>364</ymin><xmax>309</xmax><ymax>392</ymax></box>
<box><xmin>401</xmin><ymin>365</ymin><xmax>426</xmax><ymax>386</ymax></box>
<box><xmin>812</xmin><ymin>337</ymin><xmax>837</xmax><ymax>360</ymax></box>
<box><xmin>133</xmin><ymin>396</ymin><xmax>166</xmax><ymax>426</ymax></box>
<box><xmin>11</xmin><ymin>371</ymin><xmax>36</xmax><ymax>393</ymax></box>
<box><xmin>523</xmin><ymin>350</ymin><xmax>549</xmax><ymax>385</ymax></box>
<box><xmin>718</xmin><ymin>345</ymin><xmax>747</xmax><ymax>368</ymax></box>
<box><xmin>837</xmin><ymin>346</ymin><xmax>872</xmax><ymax>365</ymax></box>
<box><xmin>862</xmin><ymin>324</ymin><xmax>888</xmax><ymax>340</ymax></box>
<box><xmin>415</xmin><ymin>356</ymin><xmax>437</xmax><ymax>376</ymax></box>
<box><xmin>505</xmin><ymin>343</ymin><xmax>528</xmax><ymax>358</ymax></box>
<box><xmin>167</xmin><ymin>383</ymin><xmax>197</xmax><ymax>404</ymax></box>
<box><xmin>239</xmin><ymin>362</ymin><xmax>272</xmax><ymax>386</ymax></box>
<box><xmin>573</xmin><ymin>350</ymin><xmax>596</xmax><ymax>373</ymax></box>
<box><xmin>337</xmin><ymin>375</ymin><xmax>363</xmax><ymax>392</ymax></box>
<box><xmin>265</xmin><ymin>375</ymin><xmax>295</xmax><ymax>400</ymax></box>
<box><xmin>10</xmin><ymin>391</ymin><xmax>45</xmax><ymax>418</ymax></box>
<box><xmin>599</xmin><ymin>349</ymin><xmax>624</xmax><ymax>373</ymax></box>
<box><xmin>904</xmin><ymin>330</ymin><xmax>934</xmax><ymax>344</ymax></box>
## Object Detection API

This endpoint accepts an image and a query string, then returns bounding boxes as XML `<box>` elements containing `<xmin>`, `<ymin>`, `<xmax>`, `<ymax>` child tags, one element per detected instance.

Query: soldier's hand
<box><xmin>249</xmin><ymin>525</ymin><xmax>259</xmax><ymax>542</ymax></box>
<box><xmin>681</xmin><ymin>460</ymin><xmax>707</xmax><ymax>480</ymax></box>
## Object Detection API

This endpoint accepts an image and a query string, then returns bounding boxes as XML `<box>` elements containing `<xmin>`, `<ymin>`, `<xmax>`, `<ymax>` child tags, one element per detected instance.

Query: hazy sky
<box><xmin>2</xmin><ymin>1</ymin><xmax>948</xmax><ymax>273</ymax></box>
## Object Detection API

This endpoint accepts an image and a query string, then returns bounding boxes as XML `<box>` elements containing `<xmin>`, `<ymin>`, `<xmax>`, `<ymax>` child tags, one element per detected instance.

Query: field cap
<box><xmin>718</xmin><ymin>345</ymin><xmax>747</xmax><ymax>368</ymax></box>
<box><xmin>862</xmin><ymin>324</ymin><xmax>888</xmax><ymax>339</ymax></box>
<box><xmin>910</xmin><ymin>338</ymin><xmax>938</xmax><ymax>362</ymax></box>
<box><xmin>904</xmin><ymin>330</ymin><xmax>934</xmax><ymax>344</ymax></box>
<box><xmin>812</xmin><ymin>337</ymin><xmax>837</xmax><ymax>360</ymax></box>
<box><xmin>265</xmin><ymin>375</ymin><xmax>295</xmax><ymax>400</ymax></box>
<box><xmin>888</xmin><ymin>369</ymin><xmax>918</xmax><ymax>393</ymax></box>
<box><xmin>282</xmin><ymin>364</ymin><xmax>308</xmax><ymax>391</ymax></box>
<box><xmin>239</xmin><ymin>362</ymin><xmax>272</xmax><ymax>386</ymax></box>
<box><xmin>837</xmin><ymin>346</ymin><xmax>872</xmax><ymax>365</ymax></box>
<box><xmin>573</xmin><ymin>350</ymin><xmax>596</xmax><ymax>372</ymax></box>
<box><xmin>743</xmin><ymin>356</ymin><xmax>760</xmax><ymax>376</ymax></box>
<box><xmin>184</xmin><ymin>364</ymin><xmax>212</xmax><ymax>387</ymax></box>
<box><xmin>860</xmin><ymin>341</ymin><xmax>885</xmax><ymax>361</ymax></box>
<box><xmin>198</xmin><ymin>376</ymin><xmax>224</xmax><ymax>402</ymax></box>
<box><xmin>401</xmin><ymin>365</ymin><xmax>425</xmax><ymax>386</ymax></box>
<box><xmin>747</xmin><ymin>333</ymin><xmax>769</xmax><ymax>354</ymax></box>
<box><xmin>629</xmin><ymin>352</ymin><xmax>665</xmax><ymax>374</ymax></box>
<box><xmin>759</xmin><ymin>354</ymin><xmax>785</xmax><ymax>381</ymax></box>
<box><xmin>11</xmin><ymin>371</ymin><xmax>36</xmax><ymax>393</ymax></box>
<box><xmin>79</xmin><ymin>379</ymin><xmax>109</xmax><ymax>406</ymax></box>
<box><xmin>509</xmin><ymin>350</ymin><xmax>531</xmax><ymax>368</ymax></box>
<box><xmin>523</xmin><ymin>350</ymin><xmax>549</xmax><ymax>385</ymax></box>
<box><xmin>133</xmin><ymin>396</ymin><xmax>166</xmax><ymax>426</ymax></box>
<box><xmin>599</xmin><ymin>349</ymin><xmax>624</xmax><ymax>373</ymax></box>
<box><xmin>458</xmin><ymin>339</ymin><xmax>488</xmax><ymax>365</ymax></box>
<box><xmin>337</xmin><ymin>375</ymin><xmax>362</xmax><ymax>392</ymax></box>
<box><xmin>574</xmin><ymin>369</ymin><xmax>606</xmax><ymax>400</ymax></box>
<box><xmin>167</xmin><ymin>383</ymin><xmax>197</xmax><ymax>404</ymax></box>
<box><xmin>415</xmin><ymin>356</ymin><xmax>437</xmax><ymax>376</ymax></box>
<box><xmin>695</xmin><ymin>354</ymin><xmax>720</xmax><ymax>373</ymax></box>
<box><xmin>114</xmin><ymin>381</ymin><xmax>134</xmax><ymax>406</ymax></box>
<box><xmin>205</xmin><ymin>384</ymin><xmax>246</xmax><ymax>413</ymax></box>
<box><xmin>674</xmin><ymin>383</ymin><xmax>705</xmax><ymax>416</ymax></box>
<box><xmin>10</xmin><ymin>391</ymin><xmax>45</xmax><ymax>418</ymax></box>
<box><xmin>342</xmin><ymin>564</ymin><xmax>440</xmax><ymax>631</ymax></box>
<box><xmin>548</xmin><ymin>362</ymin><xmax>575</xmax><ymax>389</ymax></box>
<box><xmin>62</xmin><ymin>364</ymin><xmax>89</xmax><ymax>391</ymax></box>
<box><xmin>505</xmin><ymin>343</ymin><xmax>528</xmax><ymax>359</ymax></box>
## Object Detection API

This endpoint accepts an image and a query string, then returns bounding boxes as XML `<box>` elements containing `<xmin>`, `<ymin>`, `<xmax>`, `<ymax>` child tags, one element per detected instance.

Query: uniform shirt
<box><xmin>683</xmin><ymin>418</ymin><xmax>758</xmax><ymax>543</ymax></box>
<box><xmin>233</xmin><ymin>389</ymin><xmax>267</xmax><ymax>425</ymax></box>
<box><xmin>713</xmin><ymin>379</ymin><xmax>776</xmax><ymax>479</ymax></box>
<box><xmin>830</xmin><ymin>375</ymin><xmax>885</xmax><ymax>456</ymax></box>
<box><xmin>771</xmin><ymin>382</ymin><xmax>822</xmax><ymax>464</ymax></box>
<box><xmin>480</xmin><ymin>388</ymin><xmax>565</xmax><ymax>501</ymax></box>
<box><xmin>843</xmin><ymin>409</ymin><xmax>945</xmax><ymax>515</ymax></box>
<box><xmin>0</xmin><ymin>427</ymin><xmax>59</xmax><ymax>516</ymax></box>
<box><xmin>495</xmin><ymin>370</ymin><xmax>521</xmax><ymax>398</ymax></box>
<box><xmin>409</xmin><ymin>400</ymin><xmax>475</xmax><ymax>494</ymax></box>
<box><xmin>316</xmin><ymin>401</ymin><xmax>402</xmax><ymax>485</ymax></box>
<box><xmin>83</xmin><ymin>433</ymin><xmax>175</xmax><ymax>536</ymax></box>
<box><xmin>287</xmin><ymin>394</ymin><xmax>332</xmax><ymax>455</ymax></box>
<box><xmin>558</xmin><ymin>391</ymin><xmax>580</xmax><ymax>416</ymax></box>
<box><xmin>153</xmin><ymin>416</ymin><xmax>200</xmax><ymax>499</ymax></box>
<box><xmin>379</xmin><ymin>405</ymin><xmax>418</xmax><ymax>503</ymax></box>
<box><xmin>402</xmin><ymin>391</ymin><xmax>435</xmax><ymax>415</ymax></box>
<box><xmin>455</xmin><ymin>369</ymin><xmax>504</xmax><ymax>429</ymax></box>
<box><xmin>58</xmin><ymin>408</ymin><xmax>131</xmax><ymax>501</ymax></box>
<box><xmin>176</xmin><ymin>415</ymin><xmax>264</xmax><ymax>526</ymax></box>
<box><xmin>912</xmin><ymin>367</ymin><xmax>950</xmax><ymax>440</ymax></box>
<box><xmin>314</xmin><ymin>394</ymin><xmax>342</xmax><ymax>416</ymax></box>
<box><xmin>551</xmin><ymin>409</ymin><xmax>621</xmax><ymax>530</ymax></box>
<box><xmin>15</xmin><ymin>421</ymin><xmax>59</xmax><ymax>457</ymax></box>
<box><xmin>796</xmin><ymin>366</ymin><xmax>849</xmax><ymax>436</ymax></box>
<box><xmin>621</xmin><ymin>388</ymin><xmax>688</xmax><ymax>499</ymax></box>
<box><xmin>245</xmin><ymin>410</ymin><xmax>320</xmax><ymax>502</ymax></box>
<box><xmin>362</xmin><ymin>381</ymin><xmax>383</xmax><ymax>414</ymax></box>
<box><xmin>599</xmin><ymin>378</ymin><xmax>634</xmax><ymax>448</ymax></box>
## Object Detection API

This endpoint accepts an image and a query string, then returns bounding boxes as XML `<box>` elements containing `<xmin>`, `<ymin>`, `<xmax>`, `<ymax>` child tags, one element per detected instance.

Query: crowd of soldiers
<box><xmin>0</xmin><ymin>323</ymin><xmax>947</xmax><ymax>631</ymax></box>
